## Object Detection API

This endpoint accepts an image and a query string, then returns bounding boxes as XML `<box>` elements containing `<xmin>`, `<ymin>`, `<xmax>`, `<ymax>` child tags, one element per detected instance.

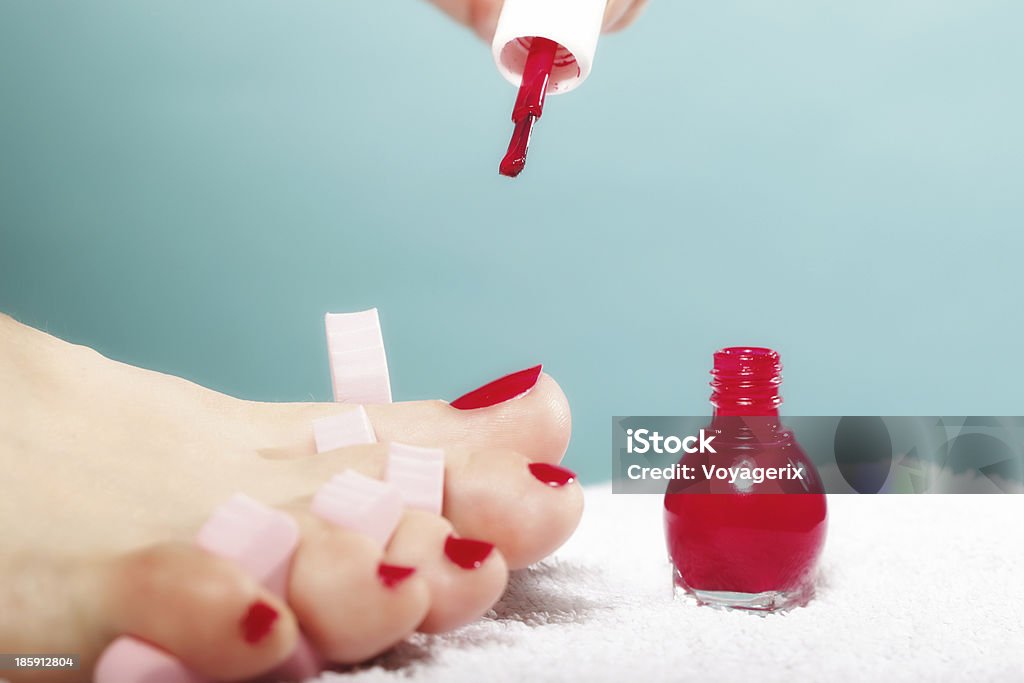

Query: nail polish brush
<box><xmin>492</xmin><ymin>0</ymin><xmax>607</xmax><ymax>177</ymax></box>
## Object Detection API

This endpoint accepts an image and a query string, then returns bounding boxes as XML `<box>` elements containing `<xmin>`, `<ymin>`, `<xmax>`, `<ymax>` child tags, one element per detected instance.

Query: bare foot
<box><xmin>0</xmin><ymin>314</ymin><xmax>581</xmax><ymax>682</ymax></box>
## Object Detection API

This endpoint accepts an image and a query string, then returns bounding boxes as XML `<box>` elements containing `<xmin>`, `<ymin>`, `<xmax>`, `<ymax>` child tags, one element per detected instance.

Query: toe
<box><xmin>384</xmin><ymin>511</ymin><xmax>508</xmax><ymax>633</ymax></box>
<box><xmin>370</xmin><ymin>371</ymin><xmax>572</xmax><ymax>464</ymax></box>
<box><xmin>100</xmin><ymin>543</ymin><xmax>297</xmax><ymax>681</ymax></box>
<box><xmin>287</xmin><ymin>444</ymin><xmax>583</xmax><ymax>571</ymax></box>
<box><xmin>286</xmin><ymin>510</ymin><xmax>429</xmax><ymax>663</ymax></box>
<box><xmin>268</xmin><ymin>370</ymin><xmax>571</xmax><ymax>465</ymax></box>
<box><xmin>441</xmin><ymin>449</ymin><xmax>584</xmax><ymax>570</ymax></box>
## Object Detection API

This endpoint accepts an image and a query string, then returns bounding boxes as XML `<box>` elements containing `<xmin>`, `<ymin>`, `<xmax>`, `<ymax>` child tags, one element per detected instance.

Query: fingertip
<box><xmin>469</xmin><ymin>0</ymin><xmax>503</xmax><ymax>42</ymax></box>
<box><xmin>603</xmin><ymin>0</ymin><xmax>649</xmax><ymax>33</ymax></box>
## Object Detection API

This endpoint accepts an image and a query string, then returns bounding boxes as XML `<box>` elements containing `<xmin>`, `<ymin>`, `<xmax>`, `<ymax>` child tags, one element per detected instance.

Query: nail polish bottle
<box><xmin>491</xmin><ymin>0</ymin><xmax>606</xmax><ymax>176</ymax></box>
<box><xmin>663</xmin><ymin>348</ymin><xmax>828</xmax><ymax>612</ymax></box>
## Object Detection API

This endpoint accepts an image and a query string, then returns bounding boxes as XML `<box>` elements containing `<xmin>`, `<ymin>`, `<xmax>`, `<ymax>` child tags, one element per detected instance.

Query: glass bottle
<box><xmin>663</xmin><ymin>347</ymin><xmax>828</xmax><ymax>611</ymax></box>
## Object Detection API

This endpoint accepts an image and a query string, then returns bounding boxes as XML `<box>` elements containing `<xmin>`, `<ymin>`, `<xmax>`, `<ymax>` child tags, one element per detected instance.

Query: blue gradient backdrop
<box><xmin>2</xmin><ymin>2</ymin><xmax>1022</xmax><ymax>482</ymax></box>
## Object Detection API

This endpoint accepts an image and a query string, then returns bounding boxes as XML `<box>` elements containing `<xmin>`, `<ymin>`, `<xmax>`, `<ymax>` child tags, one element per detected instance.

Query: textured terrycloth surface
<box><xmin>318</xmin><ymin>486</ymin><xmax>1024</xmax><ymax>682</ymax></box>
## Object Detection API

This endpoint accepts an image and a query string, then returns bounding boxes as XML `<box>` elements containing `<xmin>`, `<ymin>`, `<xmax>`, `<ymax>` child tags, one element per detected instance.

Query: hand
<box><xmin>429</xmin><ymin>0</ymin><xmax>649</xmax><ymax>41</ymax></box>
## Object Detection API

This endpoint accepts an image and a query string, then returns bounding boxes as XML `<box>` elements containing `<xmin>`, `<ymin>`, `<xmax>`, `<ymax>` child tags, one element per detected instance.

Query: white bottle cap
<box><xmin>491</xmin><ymin>0</ymin><xmax>606</xmax><ymax>95</ymax></box>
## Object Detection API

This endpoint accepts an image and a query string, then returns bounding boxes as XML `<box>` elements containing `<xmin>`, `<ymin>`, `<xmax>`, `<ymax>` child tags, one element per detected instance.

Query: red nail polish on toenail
<box><xmin>444</xmin><ymin>535</ymin><xmax>495</xmax><ymax>569</ymax></box>
<box><xmin>528</xmin><ymin>462</ymin><xmax>577</xmax><ymax>487</ymax></box>
<box><xmin>241</xmin><ymin>600</ymin><xmax>279</xmax><ymax>645</ymax></box>
<box><xmin>450</xmin><ymin>365</ymin><xmax>543</xmax><ymax>410</ymax></box>
<box><xmin>378</xmin><ymin>563</ymin><xmax>417</xmax><ymax>588</ymax></box>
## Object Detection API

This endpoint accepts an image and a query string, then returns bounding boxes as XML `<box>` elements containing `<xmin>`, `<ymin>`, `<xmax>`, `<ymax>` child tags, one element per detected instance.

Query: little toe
<box><xmin>98</xmin><ymin>543</ymin><xmax>298</xmax><ymax>681</ymax></box>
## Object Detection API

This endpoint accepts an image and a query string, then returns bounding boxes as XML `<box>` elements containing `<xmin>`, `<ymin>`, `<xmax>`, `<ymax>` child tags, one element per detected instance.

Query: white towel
<box><xmin>319</xmin><ymin>486</ymin><xmax>1024</xmax><ymax>682</ymax></box>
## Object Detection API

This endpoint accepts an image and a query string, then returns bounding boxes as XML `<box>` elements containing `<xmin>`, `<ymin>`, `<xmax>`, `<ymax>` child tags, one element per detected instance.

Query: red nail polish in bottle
<box><xmin>663</xmin><ymin>348</ymin><xmax>828</xmax><ymax>612</ymax></box>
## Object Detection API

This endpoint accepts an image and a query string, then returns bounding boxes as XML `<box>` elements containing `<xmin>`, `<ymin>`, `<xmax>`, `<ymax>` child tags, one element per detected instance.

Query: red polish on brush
<box><xmin>499</xmin><ymin>37</ymin><xmax>559</xmax><ymax>178</ymax></box>
<box><xmin>491</xmin><ymin>0</ymin><xmax>607</xmax><ymax>178</ymax></box>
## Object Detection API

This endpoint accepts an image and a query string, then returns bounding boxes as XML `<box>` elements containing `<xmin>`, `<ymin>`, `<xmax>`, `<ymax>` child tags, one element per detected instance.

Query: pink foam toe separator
<box><xmin>94</xmin><ymin>638</ymin><xmax>204</xmax><ymax>683</ymax></box>
<box><xmin>94</xmin><ymin>494</ymin><xmax>323</xmax><ymax>683</ymax></box>
<box><xmin>273</xmin><ymin>636</ymin><xmax>325</xmax><ymax>682</ymax></box>
<box><xmin>311</xmin><ymin>470</ymin><xmax>404</xmax><ymax>547</ymax></box>
<box><xmin>193</xmin><ymin>493</ymin><xmax>299</xmax><ymax>595</ymax></box>
<box><xmin>386</xmin><ymin>443</ymin><xmax>446</xmax><ymax>515</ymax></box>
<box><xmin>313</xmin><ymin>407</ymin><xmax>376</xmax><ymax>453</ymax></box>
<box><xmin>325</xmin><ymin>309</ymin><xmax>392</xmax><ymax>404</ymax></box>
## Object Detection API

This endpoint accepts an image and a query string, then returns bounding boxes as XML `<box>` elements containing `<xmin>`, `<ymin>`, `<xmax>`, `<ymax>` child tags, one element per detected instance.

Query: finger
<box><xmin>429</xmin><ymin>0</ymin><xmax>504</xmax><ymax>41</ymax></box>
<box><xmin>604</xmin><ymin>0</ymin><xmax>649</xmax><ymax>33</ymax></box>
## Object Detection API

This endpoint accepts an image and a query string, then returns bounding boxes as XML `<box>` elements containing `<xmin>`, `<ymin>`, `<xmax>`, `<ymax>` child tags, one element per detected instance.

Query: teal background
<box><xmin>2</xmin><ymin>2</ymin><xmax>1022</xmax><ymax>483</ymax></box>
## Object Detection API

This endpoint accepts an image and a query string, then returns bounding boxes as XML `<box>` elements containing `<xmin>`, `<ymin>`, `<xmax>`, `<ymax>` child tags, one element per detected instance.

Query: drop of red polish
<box><xmin>499</xmin><ymin>116</ymin><xmax>535</xmax><ymax>178</ymax></box>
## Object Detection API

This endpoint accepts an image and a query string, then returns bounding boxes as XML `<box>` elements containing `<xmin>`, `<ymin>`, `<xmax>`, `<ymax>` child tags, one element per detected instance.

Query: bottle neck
<box><xmin>709</xmin><ymin>347</ymin><xmax>783</xmax><ymax>418</ymax></box>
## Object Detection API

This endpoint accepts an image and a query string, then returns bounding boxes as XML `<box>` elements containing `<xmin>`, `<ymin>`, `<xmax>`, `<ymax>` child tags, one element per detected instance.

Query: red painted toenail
<box><xmin>528</xmin><ymin>462</ymin><xmax>577</xmax><ymax>487</ymax></box>
<box><xmin>443</xmin><ymin>535</ymin><xmax>494</xmax><ymax>569</ymax></box>
<box><xmin>377</xmin><ymin>563</ymin><xmax>417</xmax><ymax>588</ymax></box>
<box><xmin>240</xmin><ymin>600</ymin><xmax>279</xmax><ymax>645</ymax></box>
<box><xmin>450</xmin><ymin>365</ymin><xmax>543</xmax><ymax>410</ymax></box>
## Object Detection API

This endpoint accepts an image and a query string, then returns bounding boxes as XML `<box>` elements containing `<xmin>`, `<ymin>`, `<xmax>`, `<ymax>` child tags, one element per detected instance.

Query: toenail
<box><xmin>528</xmin><ymin>462</ymin><xmax>577</xmax><ymax>487</ymax></box>
<box><xmin>377</xmin><ymin>563</ymin><xmax>417</xmax><ymax>588</ymax></box>
<box><xmin>240</xmin><ymin>600</ymin><xmax>279</xmax><ymax>645</ymax></box>
<box><xmin>443</xmin><ymin>535</ymin><xmax>494</xmax><ymax>569</ymax></box>
<box><xmin>449</xmin><ymin>365</ymin><xmax>543</xmax><ymax>410</ymax></box>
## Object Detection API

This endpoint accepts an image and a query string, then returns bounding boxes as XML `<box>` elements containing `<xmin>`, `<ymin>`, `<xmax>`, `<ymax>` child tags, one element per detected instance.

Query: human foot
<box><xmin>0</xmin><ymin>314</ymin><xmax>581</xmax><ymax>682</ymax></box>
